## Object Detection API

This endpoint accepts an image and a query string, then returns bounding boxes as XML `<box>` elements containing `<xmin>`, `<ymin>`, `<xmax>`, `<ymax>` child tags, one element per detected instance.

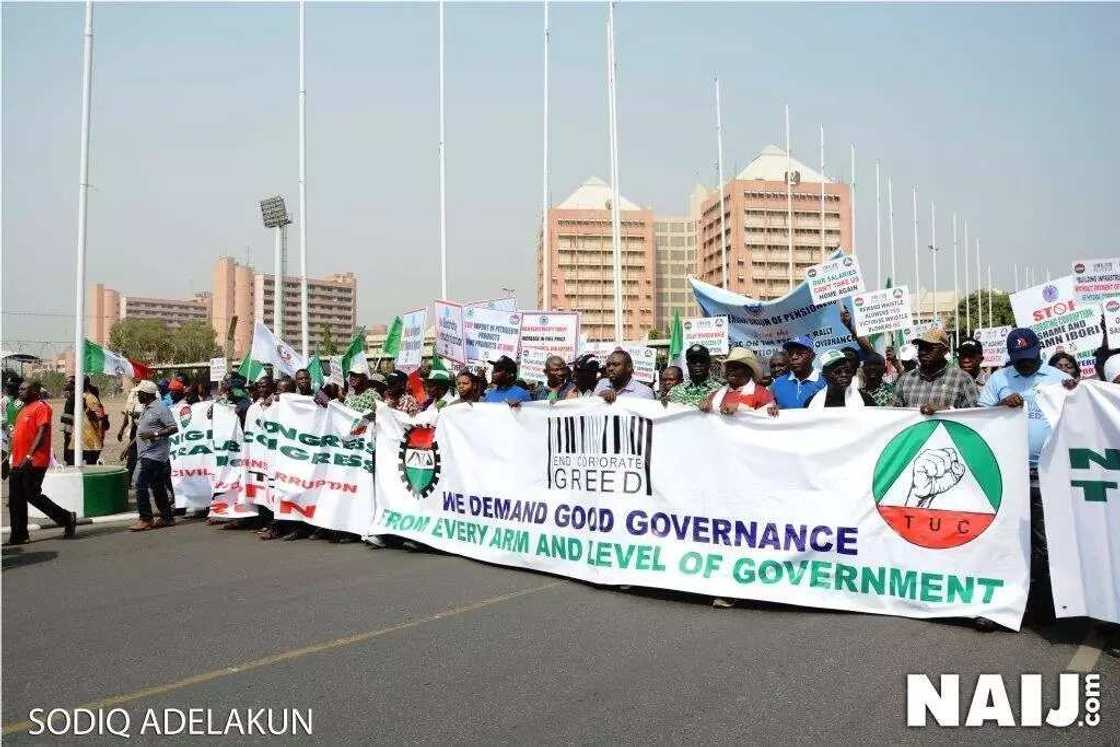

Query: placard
<box><xmin>395</xmin><ymin>308</ymin><xmax>428</xmax><ymax>373</ymax></box>
<box><xmin>1010</xmin><ymin>276</ymin><xmax>1076</xmax><ymax>327</ymax></box>
<box><xmin>466</xmin><ymin>297</ymin><xmax>518</xmax><ymax>312</ymax></box>
<box><xmin>1029</xmin><ymin>302</ymin><xmax>1102</xmax><ymax>379</ymax></box>
<box><xmin>682</xmin><ymin>316</ymin><xmax>730</xmax><ymax>356</ymax></box>
<box><xmin>464</xmin><ymin>307</ymin><xmax>522</xmax><ymax>364</ymax></box>
<box><xmin>582</xmin><ymin>342</ymin><xmax>656</xmax><ymax>383</ymax></box>
<box><xmin>1105</xmin><ymin>298</ymin><xmax>1120</xmax><ymax>340</ymax></box>
<box><xmin>517</xmin><ymin>348</ymin><xmax>550</xmax><ymax>385</ymax></box>
<box><xmin>433</xmin><ymin>300</ymin><xmax>466</xmax><ymax>365</ymax></box>
<box><xmin>209</xmin><ymin>356</ymin><xmax>227</xmax><ymax>383</ymax></box>
<box><xmin>851</xmin><ymin>287</ymin><xmax>914</xmax><ymax>337</ymax></box>
<box><xmin>974</xmin><ymin>326</ymin><xmax>1013</xmax><ymax>367</ymax></box>
<box><xmin>1072</xmin><ymin>257</ymin><xmax>1120</xmax><ymax>304</ymax></box>
<box><xmin>518</xmin><ymin>311</ymin><xmax>580</xmax><ymax>362</ymax></box>
<box><xmin>806</xmin><ymin>255</ymin><xmax>865</xmax><ymax>305</ymax></box>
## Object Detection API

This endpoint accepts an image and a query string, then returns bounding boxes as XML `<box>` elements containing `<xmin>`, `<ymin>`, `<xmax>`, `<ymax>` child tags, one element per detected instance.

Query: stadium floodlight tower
<box><xmin>259</xmin><ymin>195</ymin><xmax>292</xmax><ymax>338</ymax></box>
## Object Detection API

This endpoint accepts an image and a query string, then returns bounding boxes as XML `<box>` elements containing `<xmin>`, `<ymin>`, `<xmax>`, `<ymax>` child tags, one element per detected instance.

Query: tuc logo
<box><xmin>398</xmin><ymin>425</ymin><xmax>440</xmax><ymax>498</ymax></box>
<box><xmin>872</xmin><ymin>419</ymin><xmax>1002</xmax><ymax>548</ymax></box>
<box><xmin>1105</xmin><ymin>299</ymin><xmax>1120</xmax><ymax>313</ymax></box>
<box><xmin>1073</xmin><ymin>262</ymin><xmax>1086</xmax><ymax>274</ymax></box>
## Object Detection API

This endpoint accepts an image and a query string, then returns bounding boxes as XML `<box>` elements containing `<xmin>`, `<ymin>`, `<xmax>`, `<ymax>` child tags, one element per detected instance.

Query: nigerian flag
<box><xmin>307</xmin><ymin>355</ymin><xmax>325</xmax><ymax>388</ymax></box>
<box><xmin>236</xmin><ymin>351</ymin><xmax>265</xmax><ymax>382</ymax></box>
<box><xmin>340</xmin><ymin>329</ymin><xmax>369</xmax><ymax>377</ymax></box>
<box><xmin>668</xmin><ymin>310</ymin><xmax>686</xmax><ymax>370</ymax></box>
<box><xmin>83</xmin><ymin>340</ymin><xmax>151</xmax><ymax>379</ymax></box>
<box><xmin>381</xmin><ymin>316</ymin><xmax>403</xmax><ymax>357</ymax></box>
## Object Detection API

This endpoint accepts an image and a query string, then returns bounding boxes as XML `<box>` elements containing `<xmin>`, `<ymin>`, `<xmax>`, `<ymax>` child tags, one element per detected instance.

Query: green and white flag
<box><xmin>340</xmin><ymin>329</ymin><xmax>369</xmax><ymax>377</ymax></box>
<box><xmin>381</xmin><ymin>316</ymin><xmax>403</xmax><ymax>357</ymax></box>
<box><xmin>249</xmin><ymin>322</ymin><xmax>306</xmax><ymax>378</ymax></box>
<box><xmin>668</xmin><ymin>310</ymin><xmax>685</xmax><ymax>370</ymax></box>
<box><xmin>83</xmin><ymin>339</ymin><xmax>151</xmax><ymax>379</ymax></box>
<box><xmin>236</xmin><ymin>351</ymin><xmax>265</xmax><ymax>382</ymax></box>
<box><xmin>307</xmin><ymin>355</ymin><xmax>326</xmax><ymax>389</ymax></box>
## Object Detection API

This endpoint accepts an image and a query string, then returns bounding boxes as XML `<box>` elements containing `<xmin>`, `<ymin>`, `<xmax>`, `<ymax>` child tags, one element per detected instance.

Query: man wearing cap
<box><xmin>566</xmin><ymin>354</ymin><xmax>602</xmax><ymax>399</ymax></box>
<box><xmin>595</xmin><ymin>350</ymin><xmax>656</xmax><ymax>402</ymax></box>
<box><xmin>422</xmin><ymin>369</ymin><xmax>457</xmax><ymax>410</ymax></box>
<box><xmin>533</xmin><ymin>355</ymin><xmax>575</xmax><ymax>402</ymax></box>
<box><xmin>658</xmin><ymin>365</ymin><xmax>683</xmax><ymax>403</ymax></box>
<box><xmin>769</xmin><ymin>335</ymin><xmax>826</xmax><ymax>409</ymax></box>
<box><xmin>859</xmin><ymin>352</ymin><xmax>895</xmax><ymax>407</ymax></box>
<box><xmin>956</xmin><ymin>338</ymin><xmax>989</xmax><ymax>385</ymax></box>
<box><xmin>667</xmin><ymin>344</ymin><xmax>721</xmax><ymax>408</ymax></box>
<box><xmin>129</xmin><ymin>380</ymin><xmax>178</xmax><ymax>531</ymax></box>
<box><xmin>891</xmin><ymin>328</ymin><xmax>977</xmax><ymax>414</ymax></box>
<box><xmin>700</xmin><ymin>348</ymin><xmax>776</xmax><ymax>415</ymax></box>
<box><xmin>808</xmin><ymin>350</ymin><xmax>876</xmax><ymax>409</ymax></box>
<box><xmin>483</xmin><ymin>356</ymin><xmax>533</xmax><ymax>404</ymax></box>
<box><xmin>344</xmin><ymin>368</ymin><xmax>382</xmax><ymax>416</ymax></box>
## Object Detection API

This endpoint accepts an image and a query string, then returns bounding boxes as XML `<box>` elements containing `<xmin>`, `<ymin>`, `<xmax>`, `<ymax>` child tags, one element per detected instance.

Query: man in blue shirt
<box><xmin>978</xmin><ymin>327</ymin><xmax>1078</xmax><ymax>627</ymax></box>
<box><xmin>483</xmin><ymin>356</ymin><xmax>533</xmax><ymax>404</ymax></box>
<box><xmin>769</xmin><ymin>336</ymin><xmax>826</xmax><ymax>409</ymax></box>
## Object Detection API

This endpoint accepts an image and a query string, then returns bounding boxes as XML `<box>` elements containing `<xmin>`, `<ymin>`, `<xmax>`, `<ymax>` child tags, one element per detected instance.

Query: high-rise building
<box><xmin>211</xmin><ymin>257</ymin><xmax>256</xmax><ymax>358</ymax></box>
<box><xmin>538</xmin><ymin>176</ymin><xmax>656</xmax><ymax>341</ymax></box>
<box><xmin>88</xmin><ymin>284</ymin><xmax>121</xmax><ymax>345</ymax></box>
<box><xmin>253</xmin><ymin>272</ymin><xmax>358</xmax><ymax>354</ymax></box>
<box><xmin>86</xmin><ymin>283</ymin><xmax>209</xmax><ymax>345</ymax></box>
<box><xmin>695</xmin><ymin>145</ymin><xmax>852</xmax><ymax>300</ymax></box>
<box><xmin>652</xmin><ymin>185</ymin><xmax>708</xmax><ymax>330</ymax></box>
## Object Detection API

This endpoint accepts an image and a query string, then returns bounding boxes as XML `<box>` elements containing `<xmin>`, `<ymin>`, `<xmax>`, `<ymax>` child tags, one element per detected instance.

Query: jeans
<box><xmin>7</xmin><ymin>467</ymin><xmax>71</xmax><ymax>542</ymax></box>
<box><xmin>136</xmin><ymin>458</ymin><xmax>173</xmax><ymax>522</ymax></box>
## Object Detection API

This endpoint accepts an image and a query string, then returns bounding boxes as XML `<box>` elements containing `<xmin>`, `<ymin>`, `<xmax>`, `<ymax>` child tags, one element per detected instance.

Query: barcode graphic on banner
<box><xmin>547</xmin><ymin>415</ymin><xmax>653</xmax><ymax>496</ymax></box>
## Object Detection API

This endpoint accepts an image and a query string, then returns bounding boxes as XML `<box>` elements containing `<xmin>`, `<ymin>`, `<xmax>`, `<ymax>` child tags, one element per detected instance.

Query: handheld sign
<box><xmin>518</xmin><ymin>348</ymin><xmax>549</xmax><ymax>385</ymax></box>
<box><xmin>852</xmin><ymin>286</ymin><xmax>914</xmax><ymax>337</ymax></box>
<box><xmin>806</xmin><ymin>255</ymin><xmax>865</xmax><ymax>305</ymax></box>
<box><xmin>464</xmin><ymin>307</ymin><xmax>521</xmax><ymax>365</ymax></box>
<box><xmin>395</xmin><ymin>308</ymin><xmax>428</xmax><ymax>373</ymax></box>
<box><xmin>433</xmin><ymin>300</ymin><xmax>466</xmax><ymax>365</ymax></box>
<box><xmin>975</xmin><ymin>326</ymin><xmax>1013</xmax><ymax>367</ymax></box>
<box><xmin>582</xmin><ymin>342</ymin><xmax>656</xmax><ymax>383</ymax></box>
<box><xmin>209</xmin><ymin>356</ymin><xmax>227</xmax><ymax>383</ymax></box>
<box><xmin>1072</xmin><ymin>258</ymin><xmax>1120</xmax><ymax>304</ymax></box>
<box><xmin>518</xmin><ymin>311</ymin><xmax>580</xmax><ymax>362</ymax></box>
<box><xmin>682</xmin><ymin>316</ymin><xmax>729</xmax><ymax>356</ymax></box>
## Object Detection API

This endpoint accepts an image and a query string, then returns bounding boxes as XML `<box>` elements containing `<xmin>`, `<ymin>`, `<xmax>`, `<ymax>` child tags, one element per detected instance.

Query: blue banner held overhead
<box><xmin>688</xmin><ymin>274</ymin><xmax>856</xmax><ymax>362</ymax></box>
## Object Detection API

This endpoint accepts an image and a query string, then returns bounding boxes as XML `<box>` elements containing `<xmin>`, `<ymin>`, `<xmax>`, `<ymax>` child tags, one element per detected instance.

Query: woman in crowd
<box><xmin>1048</xmin><ymin>351</ymin><xmax>1080</xmax><ymax>380</ymax></box>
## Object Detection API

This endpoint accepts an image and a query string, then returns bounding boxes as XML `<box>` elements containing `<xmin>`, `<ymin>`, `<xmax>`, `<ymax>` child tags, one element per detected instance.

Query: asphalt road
<box><xmin>3</xmin><ymin>520</ymin><xmax>1117</xmax><ymax>744</ymax></box>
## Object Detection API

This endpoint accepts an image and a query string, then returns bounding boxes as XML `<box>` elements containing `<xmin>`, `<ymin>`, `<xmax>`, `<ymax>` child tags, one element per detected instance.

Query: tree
<box><xmin>109</xmin><ymin>318</ymin><xmax>173</xmax><ymax>362</ymax></box>
<box><xmin>170</xmin><ymin>320</ymin><xmax>220</xmax><ymax>363</ymax></box>
<box><xmin>956</xmin><ymin>290</ymin><xmax>1015</xmax><ymax>337</ymax></box>
<box><xmin>319</xmin><ymin>324</ymin><xmax>338</xmax><ymax>356</ymax></box>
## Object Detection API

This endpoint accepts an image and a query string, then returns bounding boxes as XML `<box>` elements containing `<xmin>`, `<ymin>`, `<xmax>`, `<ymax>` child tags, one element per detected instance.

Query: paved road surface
<box><xmin>3</xmin><ymin>520</ymin><xmax>1117</xmax><ymax>743</ymax></box>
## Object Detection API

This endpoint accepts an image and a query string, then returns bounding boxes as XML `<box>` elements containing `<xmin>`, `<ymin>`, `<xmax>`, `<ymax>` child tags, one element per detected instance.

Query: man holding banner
<box><xmin>595</xmin><ymin>350</ymin><xmax>655</xmax><ymax>402</ymax></box>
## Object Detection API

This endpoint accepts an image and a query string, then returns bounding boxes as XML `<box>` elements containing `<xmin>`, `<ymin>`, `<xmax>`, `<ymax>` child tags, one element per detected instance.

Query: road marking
<box><xmin>1</xmin><ymin>580</ymin><xmax>563</xmax><ymax>736</ymax></box>
<box><xmin>1067</xmin><ymin>625</ymin><xmax>1107</xmax><ymax>672</ymax></box>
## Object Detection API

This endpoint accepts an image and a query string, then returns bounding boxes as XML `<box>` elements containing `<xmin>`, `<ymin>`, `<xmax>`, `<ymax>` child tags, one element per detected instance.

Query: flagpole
<box><xmin>298</xmin><ymin>0</ymin><xmax>310</xmax><ymax>356</ymax></box>
<box><xmin>715</xmin><ymin>76</ymin><xmax>728</xmax><ymax>288</ymax></box>
<box><xmin>606</xmin><ymin>1</ymin><xmax>624</xmax><ymax>341</ymax></box>
<box><xmin>874</xmin><ymin>160</ymin><xmax>881</xmax><ymax>288</ymax></box>
<box><xmin>73</xmin><ymin>0</ymin><xmax>94</xmax><ymax>469</ymax></box>
<box><xmin>930</xmin><ymin>201</ymin><xmax>937</xmax><ymax>324</ymax></box>
<box><xmin>952</xmin><ymin>212</ymin><xmax>959</xmax><ymax>344</ymax></box>
<box><xmin>987</xmin><ymin>263</ymin><xmax>993</xmax><ymax>328</ymax></box>
<box><xmin>541</xmin><ymin>0</ymin><xmax>550</xmax><ymax>310</ymax></box>
<box><xmin>849</xmin><ymin>144</ymin><xmax>856</xmax><ymax>256</ymax></box>
<box><xmin>963</xmin><ymin>219</ymin><xmax>970</xmax><ymax>334</ymax></box>
<box><xmin>438</xmin><ymin>0</ymin><xmax>448</xmax><ymax>300</ymax></box>
<box><xmin>1013</xmin><ymin>263</ymin><xmax>1019</xmax><ymax>292</ymax></box>
<box><xmin>912</xmin><ymin>186</ymin><xmax>920</xmax><ymax>321</ymax></box>
<box><xmin>819</xmin><ymin>124</ymin><xmax>825</xmax><ymax>261</ymax></box>
<box><xmin>975</xmin><ymin>236</ymin><xmax>982</xmax><ymax>328</ymax></box>
<box><xmin>785</xmin><ymin>104</ymin><xmax>794</xmax><ymax>289</ymax></box>
<box><xmin>888</xmin><ymin>177</ymin><xmax>896</xmax><ymax>285</ymax></box>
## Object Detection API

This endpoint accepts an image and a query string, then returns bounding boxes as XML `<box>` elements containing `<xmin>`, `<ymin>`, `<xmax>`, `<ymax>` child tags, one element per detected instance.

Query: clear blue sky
<box><xmin>4</xmin><ymin>1</ymin><xmax>1119</xmax><ymax>354</ymax></box>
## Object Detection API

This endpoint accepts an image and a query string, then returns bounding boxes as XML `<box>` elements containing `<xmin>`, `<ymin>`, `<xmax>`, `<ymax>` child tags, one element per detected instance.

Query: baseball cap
<box><xmin>818</xmin><ymin>349</ymin><xmax>847</xmax><ymax>370</ymax></box>
<box><xmin>782</xmin><ymin>335</ymin><xmax>815</xmax><ymax>353</ymax></box>
<box><xmin>912</xmin><ymin>328</ymin><xmax>950</xmax><ymax>347</ymax></box>
<box><xmin>899</xmin><ymin>344</ymin><xmax>918</xmax><ymax>362</ymax></box>
<box><xmin>572</xmin><ymin>354</ymin><xmax>600</xmax><ymax>373</ymax></box>
<box><xmin>723</xmin><ymin>347</ymin><xmax>762</xmax><ymax>379</ymax></box>
<box><xmin>168</xmin><ymin>379</ymin><xmax>185</xmax><ymax>392</ymax></box>
<box><xmin>1006</xmin><ymin>328</ymin><xmax>1041</xmax><ymax>362</ymax></box>
<box><xmin>490</xmin><ymin>355</ymin><xmax>518</xmax><ymax>374</ymax></box>
<box><xmin>957</xmin><ymin>338</ymin><xmax>983</xmax><ymax>356</ymax></box>
<box><xmin>685</xmin><ymin>344</ymin><xmax>711</xmax><ymax>362</ymax></box>
<box><xmin>137</xmin><ymin>380</ymin><xmax>159</xmax><ymax>396</ymax></box>
<box><xmin>369</xmin><ymin>372</ymin><xmax>388</xmax><ymax>386</ymax></box>
<box><xmin>386</xmin><ymin>371</ymin><xmax>408</xmax><ymax>387</ymax></box>
<box><xmin>426</xmin><ymin>369</ymin><xmax>452</xmax><ymax>383</ymax></box>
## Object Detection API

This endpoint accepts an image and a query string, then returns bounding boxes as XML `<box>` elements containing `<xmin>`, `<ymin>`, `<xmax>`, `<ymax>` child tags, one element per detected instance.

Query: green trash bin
<box><xmin>81</xmin><ymin>465</ymin><xmax>130</xmax><ymax>517</ymax></box>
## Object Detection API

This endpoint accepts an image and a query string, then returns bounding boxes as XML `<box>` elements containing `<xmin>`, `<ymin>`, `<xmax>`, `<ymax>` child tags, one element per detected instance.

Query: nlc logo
<box><xmin>1069</xmin><ymin>447</ymin><xmax>1119</xmax><ymax>503</ymax></box>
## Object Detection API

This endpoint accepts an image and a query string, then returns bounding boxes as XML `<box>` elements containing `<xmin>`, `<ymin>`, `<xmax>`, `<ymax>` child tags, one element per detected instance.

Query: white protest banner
<box><xmin>1010</xmin><ymin>276</ymin><xmax>1076</xmax><ymax>327</ymax></box>
<box><xmin>375</xmin><ymin>402</ymin><xmax>1030</xmax><ymax>629</ymax></box>
<box><xmin>518</xmin><ymin>348</ymin><xmax>549</xmax><ymax>385</ymax></box>
<box><xmin>168</xmin><ymin>401</ymin><xmax>215</xmax><ymax>511</ymax></box>
<box><xmin>582</xmin><ymin>342</ymin><xmax>657</xmax><ymax>383</ymax></box>
<box><xmin>975</xmin><ymin>326</ymin><xmax>1012</xmax><ymax>368</ymax></box>
<box><xmin>1038</xmin><ymin>382</ymin><xmax>1120</xmax><ymax>624</ymax></box>
<box><xmin>395</xmin><ymin>308</ymin><xmax>428</xmax><ymax>373</ymax></box>
<box><xmin>241</xmin><ymin>400</ymin><xmax>277</xmax><ymax>510</ymax></box>
<box><xmin>689</xmin><ymin>271</ymin><xmax>856</xmax><ymax>361</ymax></box>
<box><xmin>209</xmin><ymin>356</ymin><xmax>227</xmax><ymax>383</ymax></box>
<box><xmin>464</xmin><ymin>307</ymin><xmax>522</xmax><ymax>364</ymax></box>
<box><xmin>1104</xmin><ymin>297</ymin><xmax>1120</xmax><ymax>340</ymax></box>
<box><xmin>1029</xmin><ymin>302</ymin><xmax>1102</xmax><ymax>379</ymax></box>
<box><xmin>268</xmin><ymin>395</ymin><xmax>375</xmax><ymax>536</ymax></box>
<box><xmin>208</xmin><ymin>402</ymin><xmax>257</xmax><ymax>519</ymax></box>
<box><xmin>682</xmin><ymin>316</ymin><xmax>730</xmax><ymax>356</ymax></box>
<box><xmin>434</xmin><ymin>300</ymin><xmax>466</xmax><ymax>365</ymax></box>
<box><xmin>806</xmin><ymin>254</ymin><xmax>865</xmax><ymax>305</ymax></box>
<box><xmin>518</xmin><ymin>311</ymin><xmax>580</xmax><ymax>362</ymax></box>
<box><xmin>1072</xmin><ymin>257</ymin><xmax>1120</xmax><ymax>305</ymax></box>
<box><xmin>466</xmin><ymin>297</ymin><xmax>518</xmax><ymax>312</ymax></box>
<box><xmin>852</xmin><ymin>286</ymin><xmax>914</xmax><ymax>337</ymax></box>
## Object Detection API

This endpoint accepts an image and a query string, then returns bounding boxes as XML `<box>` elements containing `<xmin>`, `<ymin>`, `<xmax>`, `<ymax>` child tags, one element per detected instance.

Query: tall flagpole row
<box><xmin>715</xmin><ymin>77</ymin><xmax>728</xmax><ymax>288</ymax></box>
<box><xmin>72</xmin><ymin>0</ymin><xmax>95</xmax><ymax>469</ymax></box>
<box><xmin>298</xmin><ymin>0</ymin><xmax>310</xmax><ymax>356</ymax></box>
<box><xmin>438</xmin><ymin>0</ymin><xmax>448</xmax><ymax>300</ymax></box>
<box><xmin>606</xmin><ymin>1</ymin><xmax>624</xmax><ymax>341</ymax></box>
<box><xmin>540</xmin><ymin>0</ymin><xmax>550</xmax><ymax>310</ymax></box>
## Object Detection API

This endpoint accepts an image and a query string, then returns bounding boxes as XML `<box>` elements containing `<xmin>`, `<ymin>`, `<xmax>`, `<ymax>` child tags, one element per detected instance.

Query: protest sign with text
<box><xmin>975</xmin><ymin>326</ymin><xmax>1013</xmax><ymax>368</ymax></box>
<box><xmin>518</xmin><ymin>311</ymin><xmax>580</xmax><ymax>362</ymax></box>
<box><xmin>682</xmin><ymin>316</ymin><xmax>730</xmax><ymax>356</ymax></box>
<box><xmin>1011</xmin><ymin>276</ymin><xmax>1077</xmax><ymax>327</ymax></box>
<box><xmin>582</xmin><ymin>342</ymin><xmax>657</xmax><ymax>383</ymax></box>
<box><xmin>806</xmin><ymin>255</ymin><xmax>865</xmax><ymax>305</ymax></box>
<box><xmin>434</xmin><ymin>301</ymin><xmax>466</xmax><ymax>365</ymax></box>
<box><xmin>208</xmin><ymin>402</ymin><xmax>257</xmax><ymax>519</ymax></box>
<box><xmin>396</xmin><ymin>308</ymin><xmax>428</xmax><ymax>373</ymax></box>
<box><xmin>464</xmin><ymin>307</ymin><xmax>522</xmax><ymax>364</ymax></box>
<box><xmin>1072</xmin><ymin>257</ymin><xmax>1120</xmax><ymax>305</ymax></box>
<box><xmin>518</xmin><ymin>348</ymin><xmax>549</xmax><ymax>385</ymax></box>
<box><xmin>169</xmin><ymin>401</ymin><xmax>217</xmax><ymax>512</ymax></box>
<box><xmin>852</xmin><ymin>286</ymin><xmax>914</xmax><ymax>337</ymax></box>
<box><xmin>375</xmin><ymin>401</ymin><xmax>1030</xmax><ymax>629</ymax></box>
<box><xmin>1029</xmin><ymin>302</ymin><xmax>1102</xmax><ymax>378</ymax></box>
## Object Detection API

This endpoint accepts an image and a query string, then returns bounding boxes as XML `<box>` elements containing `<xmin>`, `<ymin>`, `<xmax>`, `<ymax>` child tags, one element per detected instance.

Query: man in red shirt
<box><xmin>6</xmin><ymin>381</ymin><xmax>77</xmax><ymax>545</ymax></box>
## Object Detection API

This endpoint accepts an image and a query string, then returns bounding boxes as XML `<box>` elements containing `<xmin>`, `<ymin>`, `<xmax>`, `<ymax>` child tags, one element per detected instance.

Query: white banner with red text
<box><xmin>374</xmin><ymin>400</ymin><xmax>1031</xmax><ymax>629</ymax></box>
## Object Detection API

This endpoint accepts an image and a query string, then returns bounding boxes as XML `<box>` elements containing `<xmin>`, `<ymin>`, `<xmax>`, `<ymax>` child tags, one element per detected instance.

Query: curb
<box><xmin>1</xmin><ymin>511</ymin><xmax>139</xmax><ymax>534</ymax></box>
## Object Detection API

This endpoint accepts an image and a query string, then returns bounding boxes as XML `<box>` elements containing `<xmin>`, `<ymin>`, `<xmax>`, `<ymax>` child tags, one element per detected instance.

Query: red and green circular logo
<box><xmin>872</xmin><ymin>419</ymin><xmax>1002</xmax><ymax>549</ymax></box>
<box><xmin>399</xmin><ymin>425</ymin><xmax>440</xmax><ymax>498</ymax></box>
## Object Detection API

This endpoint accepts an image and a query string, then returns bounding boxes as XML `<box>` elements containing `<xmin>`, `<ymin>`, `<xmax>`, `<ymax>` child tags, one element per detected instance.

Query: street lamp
<box><xmin>259</xmin><ymin>195</ymin><xmax>292</xmax><ymax>337</ymax></box>
<box><xmin>928</xmin><ymin>244</ymin><xmax>940</xmax><ymax>326</ymax></box>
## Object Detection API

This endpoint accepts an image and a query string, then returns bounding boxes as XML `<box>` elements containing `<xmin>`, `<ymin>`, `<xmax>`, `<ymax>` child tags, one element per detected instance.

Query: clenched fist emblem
<box><xmin>906</xmin><ymin>448</ymin><xmax>965</xmax><ymax>509</ymax></box>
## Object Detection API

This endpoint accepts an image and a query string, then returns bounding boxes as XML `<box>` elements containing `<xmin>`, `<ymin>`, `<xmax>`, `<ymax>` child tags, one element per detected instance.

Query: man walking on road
<box><xmin>6</xmin><ymin>381</ymin><xmax>77</xmax><ymax>545</ymax></box>
<box><xmin>129</xmin><ymin>380</ymin><xmax>178</xmax><ymax>532</ymax></box>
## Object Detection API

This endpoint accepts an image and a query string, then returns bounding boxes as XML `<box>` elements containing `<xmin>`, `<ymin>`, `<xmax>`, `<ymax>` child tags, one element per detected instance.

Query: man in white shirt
<box><xmin>594</xmin><ymin>350</ymin><xmax>655</xmax><ymax>402</ymax></box>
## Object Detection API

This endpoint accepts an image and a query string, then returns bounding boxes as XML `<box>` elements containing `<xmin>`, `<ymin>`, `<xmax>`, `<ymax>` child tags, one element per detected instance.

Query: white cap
<box><xmin>899</xmin><ymin>344</ymin><xmax>918</xmax><ymax>362</ymax></box>
<box><xmin>1104</xmin><ymin>352</ymin><xmax>1120</xmax><ymax>384</ymax></box>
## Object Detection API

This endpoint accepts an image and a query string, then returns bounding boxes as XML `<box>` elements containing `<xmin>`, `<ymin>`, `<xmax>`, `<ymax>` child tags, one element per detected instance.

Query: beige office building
<box><xmin>538</xmin><ymin>176</ymin><xmax>656</xmax><ymax>341</ymax></box>
<box><xmin>253</xmin><ymin>272</ymin><xmax>359</xmax><ymax>354</ymax></box>
<box><xmin>87</xmin><ymin>283</ymin><xmax>209</xmax><ymax>345</ymax></box>
<box><xmin>653</xmin><ymin>185</ymin><xmax>708</xmax><ymax>330</ymax></box>
<box><xmin>695</xmin><ymin>145</ymin><xmax>852</xmax><ymax>300</ymax></box>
